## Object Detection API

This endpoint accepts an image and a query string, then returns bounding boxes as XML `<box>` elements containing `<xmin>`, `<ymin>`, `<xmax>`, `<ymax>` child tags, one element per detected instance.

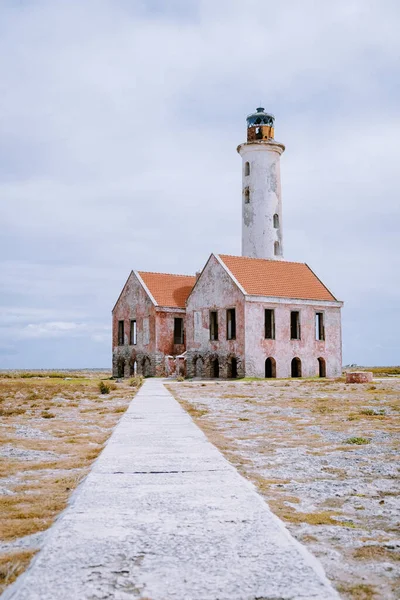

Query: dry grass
<box><xmin>337</xmin><ymin>583</ymin><xmax>377</xmax><ymax>600</ymax></box>
<box><xmin>0</xmin><ymin>550</ymin><xmax>38</xmax><ymax>593</ymax></box>
<box><xmin>353</xmin><ymin>546</ymin><xmax>400</xmax><ymax>561</ymax></box>
<box><xmin>0</xmin><ymin>370</ymin><xmax>142</xmax><ymax>594</ymax></box>
<box><xmin>167</xmin><ymin>376</ymin><xmax>400</xmax><ymax>600</ymax></box>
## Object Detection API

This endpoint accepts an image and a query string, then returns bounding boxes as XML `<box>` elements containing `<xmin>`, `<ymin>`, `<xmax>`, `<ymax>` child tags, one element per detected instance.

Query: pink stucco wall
<box><xmin>112</xmin><ymin>272</ymin><xmax>156</xmax><ymax>354</ymax></box>
<box><xmin>186</xmin><ymin>255</ymin><xmax>342</xmax><ymax>378</ymax></box>
<box><xmin>112</xmin><ymin>272</ymin><xmax>188</xmax><ymax>376</ymax></box>
<box><xmin>245</xmin><ymin>300</ymin><xmax>342</xmax><ymax>378</ymax></box>
<box><xmin>186</xmin><ymin>256</ymin><xmax>245</xmax><ymax>367</ymax></box>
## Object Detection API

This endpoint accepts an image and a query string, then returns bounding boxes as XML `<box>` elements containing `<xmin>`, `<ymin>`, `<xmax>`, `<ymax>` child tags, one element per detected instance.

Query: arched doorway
<box><xmin>228</xmin><ymin>357</ymin><xmax>238</xmax><ymax>379</ymax></box>
<box><xmin>117</xmin><ymin>358</ymin><xmax>125</xmax><ymax>378</ymax></box>
<box><xmin>318</xmin><ymin>357</ymin><xmax>326</xmax><ymax>378</ymax></box>
<box><xmin>211</xmin><ymin>358</ymin><xmax>219</xmax><ymax>378</ymax></box>
<box><xmin>265</xmin><ymin>357</ymin><xmax>276</xmax><ymax>378</ymax></box>
<box><xmin>129</xmin><ymin>357</ymin><xmax>137</xmax><ymax>376</ymax></box>
<box><xmin>291</xmin><ymin>357</ymin><xmax>302</xmax><ymax>378</ymax></box>
<box><xmin>194</xmin><ymin>356</ymin><xmax>204</xmax><ymax>378</ymax></box>
<box><xmin>141</xmin><ymin>356</ymin><xmax>151</xmax><ymax>377</ymax></box>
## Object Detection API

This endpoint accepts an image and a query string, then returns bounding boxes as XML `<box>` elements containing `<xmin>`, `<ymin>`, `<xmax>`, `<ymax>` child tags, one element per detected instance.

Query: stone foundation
<box><xmin>186</xmin><ymin>351</ymin><xmax>245</xmax><ymax>379</ymax></box>
<box><xmin>345</xmin><ymin>372</ymin><xmax>373</xmax><ymax>384</ymax></box>
<box><xmin>112</xmin><ymin>347</ymin><xmax>183</xmax><ymax>378</ymax></box>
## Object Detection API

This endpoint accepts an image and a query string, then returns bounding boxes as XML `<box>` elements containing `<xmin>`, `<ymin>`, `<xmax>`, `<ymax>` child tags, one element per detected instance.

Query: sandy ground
<box><xmin>0</xmin><ymin>371</ymin><xmax>141</xmax><ymax>594</ymax></box>
<box><xmin>167</xmin><ymin>378</ymin><xmax>400</xmax><ymax>600</ymax></box>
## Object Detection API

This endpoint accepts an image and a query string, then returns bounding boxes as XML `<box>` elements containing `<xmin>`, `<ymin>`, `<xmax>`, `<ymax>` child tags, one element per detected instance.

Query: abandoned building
<box><xmin>112</xmin><ymin>107</ymin><xmax>343</xmax><ymax>378</ymax></box>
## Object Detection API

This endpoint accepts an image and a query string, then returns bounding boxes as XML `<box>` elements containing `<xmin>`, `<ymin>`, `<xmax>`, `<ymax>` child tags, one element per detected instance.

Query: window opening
<box><xmin>130</xmin><ymin>320</ymin><xmax>137</xmax><ymax>345</ymax></box>
<box><xmin>265</xmin><ymin>357</ymin><xmax>276</xmax><ymax>378</ymax></box>
<box><xmin>244</xmin><ymin>187</ymin><xmax>250</xmax><ymax>204</ymax></box>
<box><xmin>245</xmin><ymin>162</ymin><xmax>250</xmax><ymax>176</ymax></box>
<box><xmin>227</xmin><ymin>308</ymin><xmax>236</xmax><ymax>340</ymax></box>
<box><xmin>273</xmin><ymin>213</ymin><xmax>279</xmax><ymax>228</ymax></box>
<box><xmin>118</xmin><ymin>320</ymin><xmax>124</xmax><ymax>346</ymax></box>
<box><xmin>290</xmin><ymin>311</ymin><xmax>300</xmax><ymax>340</ymax></box>
<box><xmin>210</xmin><ymin>311</ymin><xmax>218</xmax><ymax>341</ymax></box>
<box><xmin>274</xmin><ymin>241</ymin><xmax>280</xmax><ymax>256</ymax></box>
<box><xmin>174</xmin><ymin>317</ymin><xmax>184</xmax><ymax>344</ymax></box>
<box><xmin>291</xmin><ymin>357</ymin><xmax>302</xmax><ymax>378</ymax></box>
<box><xmin>265</xmin><ymin>309</ymin><xmax>275</xmax><ymax>339</ymax></box>
<box><xmin>316</xmin><ymin>312</ymin><xmax>325</xmax><ymax>341</ymax></box>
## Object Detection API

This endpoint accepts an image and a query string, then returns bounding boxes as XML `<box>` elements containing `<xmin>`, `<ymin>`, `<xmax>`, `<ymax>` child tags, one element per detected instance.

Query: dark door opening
<box><xmin>318</xmin><ymin>357</ymin><xmax>326</xmax><ymax>378</ymax></box>
<box><xmin>265</xmin><ymin>357</ymin><xmax>276</xmax><ymax>378</ymax></box>
<box><xmin>229</xmin><ymin>357</ymin><xmax>238</xmax><ymax>378</ymax></box>
<box><xmin>117</xmin><ymin>359</ymin><xmax>125</xmax><ymax>378</ymax></box>
<box><xmin>211</xmin><ymin>358</ymin><xmax>219</xmax><ymax>378</ymax></box>
<box><xmin>291</xmin><ymin>357</ymin><xmax>302</xmax><ymax>378</ymax></box>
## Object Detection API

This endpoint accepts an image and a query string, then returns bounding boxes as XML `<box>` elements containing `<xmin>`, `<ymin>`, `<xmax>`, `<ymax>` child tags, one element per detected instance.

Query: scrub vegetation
<box><xmin>168</xmin><ymin>376</ymin><xmax>400</xmax><ymax>600</ymax></box>
<box><xmin>0</xmin><ymin>371</ymin><xmax>141</xmax><ymax>593</ymax></box>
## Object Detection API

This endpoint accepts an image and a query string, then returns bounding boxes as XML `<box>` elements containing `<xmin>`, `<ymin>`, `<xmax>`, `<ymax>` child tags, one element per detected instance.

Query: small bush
<box><xmin>345</xmin><ymin>437</ymin><xmax>371</xmax><ymax>445</ymax></box>
<box><xmin>129</xmin><ymin>376</ymin><xmax>143</xmax><ymax>388</ymax></box>
<box><xmin>176</xmin><ymin>375</ymin><xmax>185</xmax><ymax>382</ymax></box>
<box><xmin>359</xmin><ymin>408</ymin><xmax>386</xmax><ymax>417</ymax></box>
<box><xmin>98</xmin><ymin>381</ymin><xmax>110</xmax><ymax>395</ymax></box>
<box><xmin>0</xmin><ymin>408</ymin><xmax>26</xmax><ymax>417</ymax></box>
<box><xmin>41</xmin><ymin>411</ymin><xmax>55</xmax><ymax>419</ymax></box>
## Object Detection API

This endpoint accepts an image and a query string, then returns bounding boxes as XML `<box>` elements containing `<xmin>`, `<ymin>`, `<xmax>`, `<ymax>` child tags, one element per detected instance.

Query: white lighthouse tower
<box><xmin>237</xmin><ymin>107</ymin><xmax>285</xmax><ymax>260</ymax></box>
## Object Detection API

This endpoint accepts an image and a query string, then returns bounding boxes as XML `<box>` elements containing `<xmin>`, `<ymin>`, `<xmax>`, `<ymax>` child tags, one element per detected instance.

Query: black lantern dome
<box><xmin>246</xmin><ymin>107</ymin><xmax>275</xmax><ymax>128</ymax></box>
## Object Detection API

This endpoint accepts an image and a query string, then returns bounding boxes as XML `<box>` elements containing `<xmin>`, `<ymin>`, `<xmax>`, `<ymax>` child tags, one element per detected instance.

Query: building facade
<box><xmin>185</xmin><ymin>254</ymin><xmax>342</xmax><ymax>379</ymax></box>
<box><xmin>112</xmin><ymin>108</ymin><xmax>343</xmax><ymax>378</ymax></box>
<box><xmin>112</xmin><ymin>271</ymin><xmax>195</xmax><ymax>377</ymax></box>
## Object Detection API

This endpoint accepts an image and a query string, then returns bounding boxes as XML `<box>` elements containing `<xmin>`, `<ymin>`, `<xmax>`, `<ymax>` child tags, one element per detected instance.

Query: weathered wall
<box><xmin>155</xmin><ymin>308</ymin><xmax>186</xmax><ymax>356</ymax></box>
<box><xmin>238</xmin><ymin>141</ymin><xmax>285</xmax><ymax>260</ymax></box>
<box><xmin>245</xmin><ymin>299</ymin><xmax>342</xmax><ymax>378</ymax></box>
<box><xmin>112</xmin><ymin>274</ymin><xmax>188</xmax><ymax>377</ymax></box>
<box><xmin>186</xmin><ymin>256</ymin><xmax>246</xmax><ymax>378</ymax></box>
<box><xmin>112</xmin><ymin>272</ymin><xmax>157</xmax><ymax>377</ymax></box>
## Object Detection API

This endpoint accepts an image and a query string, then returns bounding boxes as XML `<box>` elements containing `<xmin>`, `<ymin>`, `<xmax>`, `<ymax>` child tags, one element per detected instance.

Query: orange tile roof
<box><xmin>138</xmin><ymin>271</ymin><xmax>196</xmax><ymax>308</ymax></box>
<box><xmin>218</xmin><ymin>255</ymin><xmax>337</xmax><ymax>301</ymax></box>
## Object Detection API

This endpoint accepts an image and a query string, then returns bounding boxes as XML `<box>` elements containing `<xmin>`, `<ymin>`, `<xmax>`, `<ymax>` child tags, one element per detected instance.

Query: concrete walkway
<box><xmin>3</xmin><ymin>379</ymin><xmax>340</xmax><ymax>600</ymax></box>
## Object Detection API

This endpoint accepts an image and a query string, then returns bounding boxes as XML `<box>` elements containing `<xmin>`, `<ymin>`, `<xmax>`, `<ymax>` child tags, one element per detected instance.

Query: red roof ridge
<box><xmin>218</xmin><ymin>253</ymin><xmax>307</xmax><ymax>266</ymax></box>
<box><xmin>137</xmin><ymin>270</ymin><xmax>195</xmax><ymax>278</ymax></box>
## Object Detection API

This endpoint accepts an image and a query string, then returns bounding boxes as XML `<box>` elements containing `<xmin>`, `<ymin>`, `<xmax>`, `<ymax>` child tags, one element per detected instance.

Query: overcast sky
<box><xmin>0</xmin><ymin>0</ymin><xmax>399</xmax><ymax>369</ymax></box>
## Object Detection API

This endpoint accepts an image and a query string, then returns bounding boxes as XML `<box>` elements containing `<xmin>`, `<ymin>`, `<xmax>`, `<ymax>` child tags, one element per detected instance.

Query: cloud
<box><xmin>0</xmin><ymin>0</ymin><xmax>399</xmax><ymax>367</ymax></box>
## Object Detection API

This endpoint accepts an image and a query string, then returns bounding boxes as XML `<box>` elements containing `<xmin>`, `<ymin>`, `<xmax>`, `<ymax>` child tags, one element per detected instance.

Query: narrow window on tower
<box><xmin>227</xmin><ymin>308</ymin><xmax>236</xmax><ymax>340</ymax></box>
<box><xmin>244</xmin><ymin>162</ymin><xmax>250</xmax><ymax>176</ymax></box>
<box><xmin>244</xmin><ymin>187</ymin><xmax>250</xmax><ymax>204</ymax></box>
<box><xmin>174</xmin><ymin>317</ymin><xmax>184</xmax><ymax>344</ymax></box>
<box><xmin>265</xmin><ymin>309</ymin><xmax>275</xmax><ymax>340</ymax></box>
<box><xmin>290</xmin><ymin>311</ymin><xmax>300</xmax><ymax>340</ymax></box>
<box><xmin>130</xmin><ymin>320</ymin><xmax>137</xmax><ymax>345</ymax></box>
<box><xmin>316</xmin><ymin>312</ymin><xmax>325</xmax><ymax>341</ymax></box>
<box><xmin>118</xmin><ymin>320</ymin><xmax>125</xmax><ymax>346</ymax></box>
<box><xmin>274</xmin><ymin>241</ymin><xmax>280</xmax><ymax>256</ymax></box>
<box><xmin>210</xmin><ymin>311</ymin><xmax>218</xmax><ymax>341</ymax></box>
<box><xmin>273</xmin><ymin>214</ymin><xmax>279</xmax><ymax>228</ymax></box>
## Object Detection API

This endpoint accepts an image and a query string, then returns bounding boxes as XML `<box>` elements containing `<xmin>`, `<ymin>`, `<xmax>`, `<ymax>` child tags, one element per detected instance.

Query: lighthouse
<box><xmin>237</xmin><ymin>107</ymin><xmax>285</xmax><ymax>260</ymax></box>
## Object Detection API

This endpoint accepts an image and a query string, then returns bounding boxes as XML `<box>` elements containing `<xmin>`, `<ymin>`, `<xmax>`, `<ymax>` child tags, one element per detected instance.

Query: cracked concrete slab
<box><xmin>2</xmin><ymin>379</ymin><xmax>340</xmax><ymax>600</ymax></box>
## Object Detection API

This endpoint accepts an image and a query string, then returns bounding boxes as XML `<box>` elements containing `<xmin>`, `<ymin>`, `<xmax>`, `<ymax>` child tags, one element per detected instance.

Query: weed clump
<box><xmin>129</xmin><ymin>376</ymin><xmax>143</xmax><ymax>387</ymax></box>
<box><xmin>345</xmin><ymin>437</ymin><xmax>371</xmax><ymax>445</ymax></box>
<box><xmin>98</xmin><ymin>381</ymin><xmax>110</xmax><ymax>395</ymax></box>
<box><xmin>41</xmin><ymin>411</ymin><xmax>55</xmax><ymax>419</ymax></box>
<box><xmin>0</xmin><ymin>408</ymin><xmax>26</xmax><ymax>417</ymax></box>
